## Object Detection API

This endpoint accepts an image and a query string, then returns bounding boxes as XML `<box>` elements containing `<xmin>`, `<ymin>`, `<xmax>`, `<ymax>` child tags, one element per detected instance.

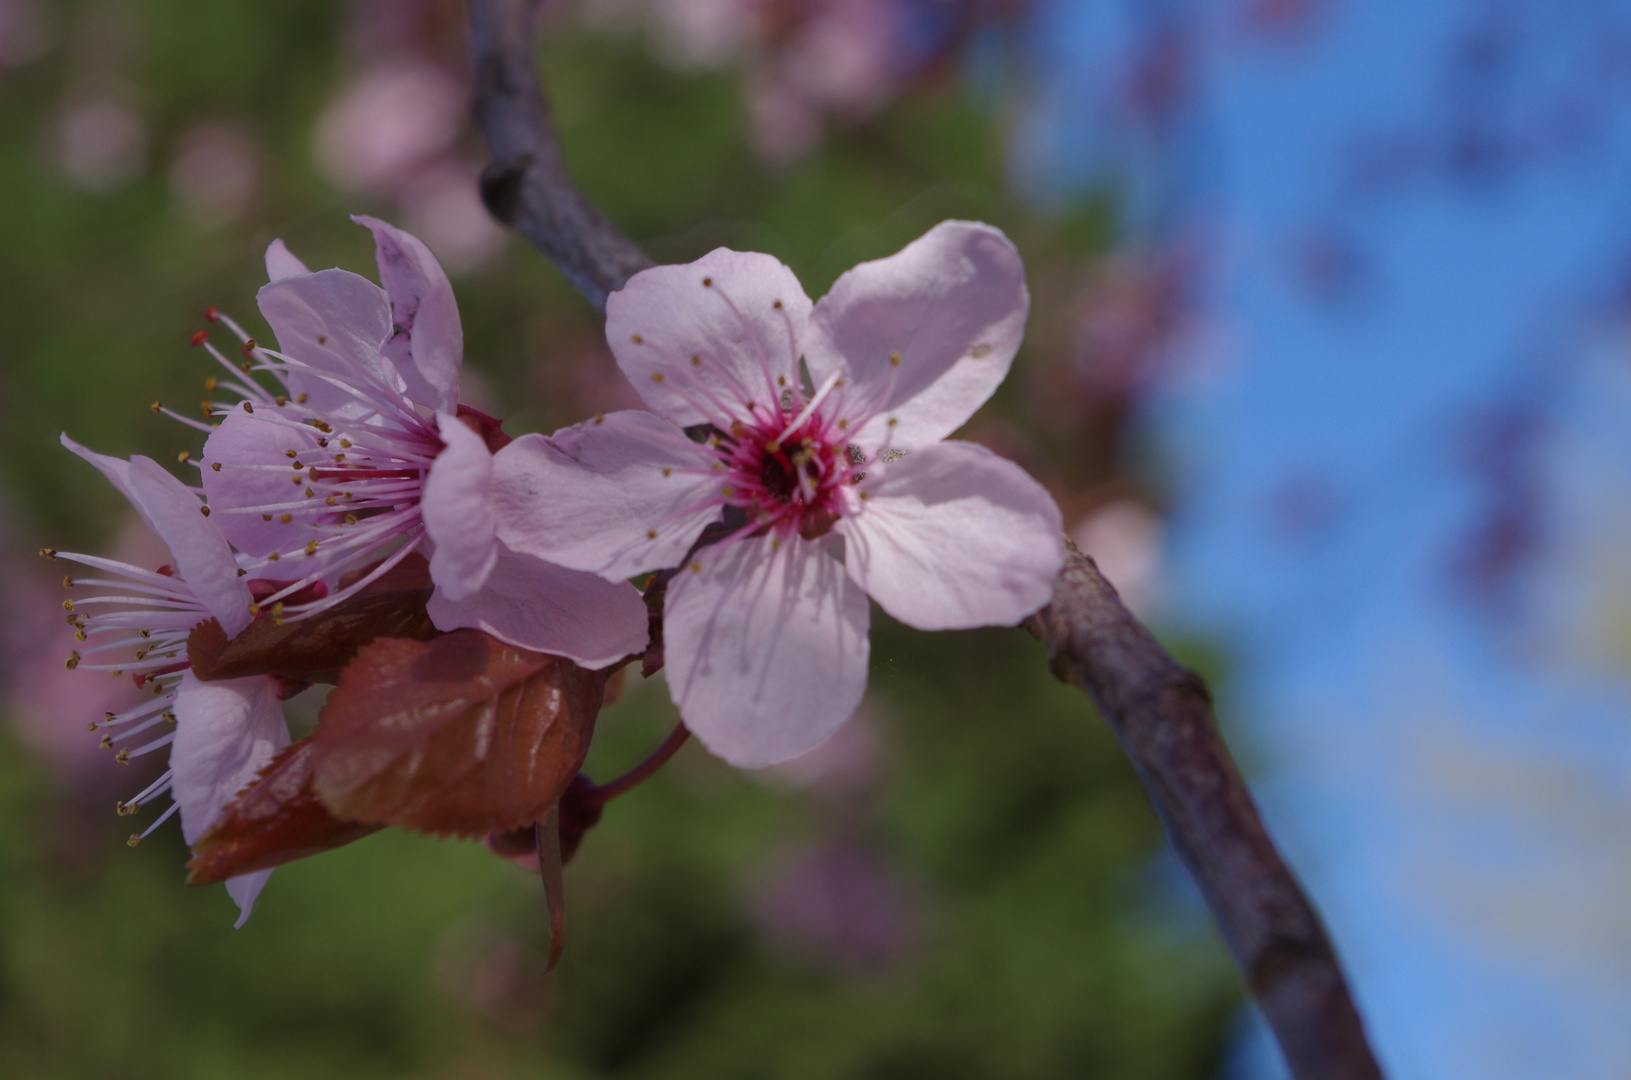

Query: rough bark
<box><xmin>1025</xmin><ymin>542</ymin><xmax>1382</xmax><ymax>1080</ymax></box>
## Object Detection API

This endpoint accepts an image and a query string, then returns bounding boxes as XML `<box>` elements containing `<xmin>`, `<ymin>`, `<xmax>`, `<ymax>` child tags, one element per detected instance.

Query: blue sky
<box><xmin>1022</xmin><ymin>1</ymin><xmax>1631</xmax><ymax>1075</ymax></box>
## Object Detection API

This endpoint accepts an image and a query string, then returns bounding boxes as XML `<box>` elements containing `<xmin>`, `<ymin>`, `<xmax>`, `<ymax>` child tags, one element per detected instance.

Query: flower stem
<box><xmin>584</xmin><ymin>723</ymin><xmax>690</xmax><ymax>806</ymax></box>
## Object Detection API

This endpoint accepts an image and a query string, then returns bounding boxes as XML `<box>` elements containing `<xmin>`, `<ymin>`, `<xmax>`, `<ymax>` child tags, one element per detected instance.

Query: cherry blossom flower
<box><xmin>491</xmin><ymin>221</ymin><xmax>1065</xmax><ymax>767</ymax></box>
<box><xmin>52</xmin><ymin>437</ymin><xmax>290</xmax><ymax>925</ymax></box>
<box><xmin>189</xmin><ymin>217</ymin><xmax>647</xmax><ymax>668</ymax></box>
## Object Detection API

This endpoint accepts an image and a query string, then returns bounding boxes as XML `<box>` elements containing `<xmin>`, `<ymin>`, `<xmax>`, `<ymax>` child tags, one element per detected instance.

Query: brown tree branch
<box><xmin>468</xmin><ymin>0</ymin><xmax>651</xmax><ymax>311</ymax></box>
<box><xmin>1025</xmin><ymin>542</ymin><xmax>1382</xmax><ymax>1079</ymax></box>
<box><xmin>465</xmin><ymin>3</ymin><xmax>1385</xmax><ymax>1075</ymax></box>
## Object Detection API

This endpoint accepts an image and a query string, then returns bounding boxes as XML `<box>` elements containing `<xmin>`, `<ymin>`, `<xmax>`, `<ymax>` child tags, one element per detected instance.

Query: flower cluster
<box><xmin>54</xmin><ymin>216</ymin><xmax>1063</xmax><ymax>926</ymax></box>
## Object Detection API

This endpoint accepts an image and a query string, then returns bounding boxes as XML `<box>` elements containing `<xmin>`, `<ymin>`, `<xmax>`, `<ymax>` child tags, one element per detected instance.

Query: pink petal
<box><xmin>354</xmin><ymin>215</ymin><xmax>462</xmax><ymax>412</ymax></box>
<box><xmin>226</xmin><ymin>871</ymin><xmax>275</xmax><ymax>929</ymax></box>
<box><xmin>124</xmin><ymin>457</ymin><xmax>258</xmax><ymax>638</ymax></box>
<box><xmin>256</xmin><ymin>268</ymin><xmax>404</xmax><ymax>418</ymax></box>
<box><xmin>62</xmin><ymin>436</ymin><xmax>254</xmax><ymax>637</ymax></box>
<box><xmin>837</xmin><ymin>441</ymin><xmax>1063</xmax><ymax>631</ymax></box>
<box><xmin>172</xmin><ymin>672</ymin><xmax>291</xmax><ymax>926</ymax></box>
<box><xmin>60</xmin><ymin>433</ymin><xmax>142</xmax><ymax>517</ymax></box>
<box><xmin>664</xmin><ymin>534</ymin><xmax>870</xmax><ymax>768</ymax></box>
<box><xmin>805</xmin><ymin>221</ymin><xmax>1028</xmax><ymax>450</ymax></box>
<box><xmin>492</xmin><ymin>412</ymin><xmax>720</xmax><ymax>582</ymax></box>
<box><xmin>422</xmin><ymin>414</ymin><xmax>497</xmax><ymax>601</ymax></box>
<box><xmin>427</xmin><ymin>542</ymin><xmax>649</xmax><ymax>668</ymax></box>
<box><xmin>264</xmin><ymin>238</ymin><xmax>309</xmax><ymax>282</ymax></box>
<box><xmin>606</xmin><ymin>249</ymin><xmax>811</xmax><ymax>426</ymax></box>
<box><xmin>201</xmin><ymin>411</ymin><xmax>322</xmax><ymax>559</ymax></box>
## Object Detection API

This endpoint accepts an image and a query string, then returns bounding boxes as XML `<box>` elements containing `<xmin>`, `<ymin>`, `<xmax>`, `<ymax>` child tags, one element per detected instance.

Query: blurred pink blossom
<box><xmin>1070</xmin><ymin>498</ymin><xmax>1163</xmax><ymax>618</ymax></box>
<box><xmin>314</xmin><ymin>61</ymin><xmax>465</xmax><ymax>194</ymax></box>
<box><xmin>0</xmin><ymin>0</ymin><xmax>49</xmax><ymax>69</ymax></box>
<box><xmin>56</xmin><ymin>96</ymin><xmax>146</xmax><ymax>190</ymax></box>
<box><xmin>748</xmin><ymin>840</ymin><xmax>921</xmax><ymax>972</ymax></box>
<box><xmin>169</xmin><ymin>122</ymin><xmax>260</xmax><ymax>226</ymax></box>
<box><xmin>592</xmin><ymin>0</ymin><xmax>971</xmax><ymax>163</ymax></box>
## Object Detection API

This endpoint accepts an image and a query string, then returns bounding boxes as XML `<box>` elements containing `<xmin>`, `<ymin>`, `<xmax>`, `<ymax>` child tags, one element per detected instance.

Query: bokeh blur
<box><xmin>0</xmin><ymin>1</ymin><xmax>1626</xmax><ymax>1078</ymax></box>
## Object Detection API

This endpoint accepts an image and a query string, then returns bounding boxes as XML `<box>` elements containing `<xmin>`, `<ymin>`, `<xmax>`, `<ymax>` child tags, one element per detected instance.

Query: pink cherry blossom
<box><xmin>54</xmin><ymin>437</ymin><xmax>290</xmax><ymax>925</ymax></box>
<box><xmin>491</xmin><ymin>221</ymin><xmax>1065</xmax><ymax>768</ymax></box>
<box><xmin>188</xmin><ymin>217</ymin><xmax>648</xmax><ymax>668</ymax></box>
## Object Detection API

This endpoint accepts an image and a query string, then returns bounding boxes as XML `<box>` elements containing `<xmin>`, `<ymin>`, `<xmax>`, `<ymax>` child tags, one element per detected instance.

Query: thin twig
<box><xmin>466</xmin><ymin>5</ymin><xmax>1385</xmax><ymax>1075</ymax></box>
<box><xmin>583</xmin><ymin>723</ymin><xmax>691</xmax><ymax>805</ymax></box>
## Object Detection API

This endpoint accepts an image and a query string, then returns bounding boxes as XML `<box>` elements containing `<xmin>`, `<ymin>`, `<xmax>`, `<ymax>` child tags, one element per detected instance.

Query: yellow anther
<box><xmin>177</xmin><ymin>451</ymin><xmax>191</xmax><ymax>464</ymax></box>
<box><xmin>204</xmin><ymin>376</ymin><xmax>218</xmax><ymax>391</ymax></box>
<box><xmin>65</xmin><ymin>651</ymin><xmax>79</xmax><ymax>669</ymax></box>
<box><xmin>280</xmin><ymin>513</ymin><xmax>292</xmax><ymax>523</ymax></box>
<box><xmin>285</xmin><ymin>449</ymin><xmax>298</xmax><ymax>459</ymax></box>
<box><xmin>296</xmin><ymin>393</ymin><xmax>308</xmax><ymax>404</ymax></box>
<box><xmin>200</xmin><ymin>505</ymin><xmax>211</xmax><ymax>517</ymax></box>
<box><xmin>691</xmin><ymin>355</ymin><xmax>702</xmax><ymax>367</ymax></box>
<box><xmin>652</xmin><ymin>373</ymin><xmax>664</xmax><ymax>383</ymax></box>
<box><xmin>99</xmin><ymin>734</ymin><xmax>112</xmax><ymax>749</ymax></box>
<box><xmin>267</xmin><ymin>552</ymin><xmax>280</xmax><ymax>562</ymax></box>
<box><xmin>62</xmin><ymin>576</ymin><xmax>73</xmax><ymax>588</ymax></box>
<box><xmin>38</xmin><ymin>547</ymin><xmax>56</xmax><ymax>559</ymax></box>
<box><xmin>211</xmin><ymin>461</ymin><xmax>222</xmax><ymax>471</ymax></box>
<box><xmin>304</xmin><ymin>541</ymin><xmax>318</xmax><ymax>556</ymax></box>
<box><xmin>690</xmin><ymin>560</ymin><xmax>703</xmax><ymax>573</ymax></box>
<box><xmin>115</xmin><ymin>749</ymin><xmax>130</xmax><ymax>764</ymax></box>
<box><xmin>661</xmin><ymin>467</ymin><xmax>672</xmax><ymax>477</ymax></box>
<box><xmin>127</xmin><ymin>834</ymin><xmax>141</xmax><ymax>848</ymax></box>
<box><xmin>261</xmin><ymin>513</ymin><xmax>272</xmax><ymax>521</ymax></box>
<box><xmin>646</xmin><ymin>529</ymin><xmax>658</xmax><ymax>540</ymax></box>
<box><xmin>339</xmin><ymin>438</ymin><xmax>352</xmax><ymax>448</ymax></box>
<box><xmin>150</xmin><ymin>401</ymin><xmax>162</xmax><ymax>413</ymax></box>
<box><xmin>631</xmin><ymin>333</ymin><xmax>644</xmax><ymax>343</ymax></box>
<box><xmin>889</xmin><ymin>351</ymin><xmax>901</xmax><ymax>366</ymax></box>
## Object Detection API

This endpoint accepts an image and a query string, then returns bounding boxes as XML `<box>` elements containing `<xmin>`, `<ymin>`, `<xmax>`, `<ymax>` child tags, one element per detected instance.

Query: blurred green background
<box><xmin>0</xmin><ymin>1</ymin><xmax>1238</xmax><ymax>1076</ymax></box>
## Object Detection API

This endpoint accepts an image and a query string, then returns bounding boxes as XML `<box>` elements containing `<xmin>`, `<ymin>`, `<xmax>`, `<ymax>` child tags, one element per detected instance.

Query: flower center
<box><xmin>714</xmin><ymin>404</ymin><xmax>851</xmax><ymax>540</ymax></box>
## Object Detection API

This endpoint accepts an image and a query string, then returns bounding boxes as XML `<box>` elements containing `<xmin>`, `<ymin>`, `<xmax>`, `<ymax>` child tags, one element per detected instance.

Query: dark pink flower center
<box><xmin>712</xmin><ymin>403</ymin><xmax>852</xmax><ymax>540</ymax></box>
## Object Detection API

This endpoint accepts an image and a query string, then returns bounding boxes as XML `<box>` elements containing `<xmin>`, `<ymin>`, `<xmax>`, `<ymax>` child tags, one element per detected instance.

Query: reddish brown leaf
<box><xmin>188</xmin><ymin>556</ymin><xmax>437</xmax><ymax>684</ymax></box>
<box><xmin>186</xmin><ymin>739</ymin><xmax>383</xmax><ymax>886</ymax></box>
<box><xmin>312</xmin><ymin>629</ymin><xmax>605</xmax><ymax>837</ymax></box>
